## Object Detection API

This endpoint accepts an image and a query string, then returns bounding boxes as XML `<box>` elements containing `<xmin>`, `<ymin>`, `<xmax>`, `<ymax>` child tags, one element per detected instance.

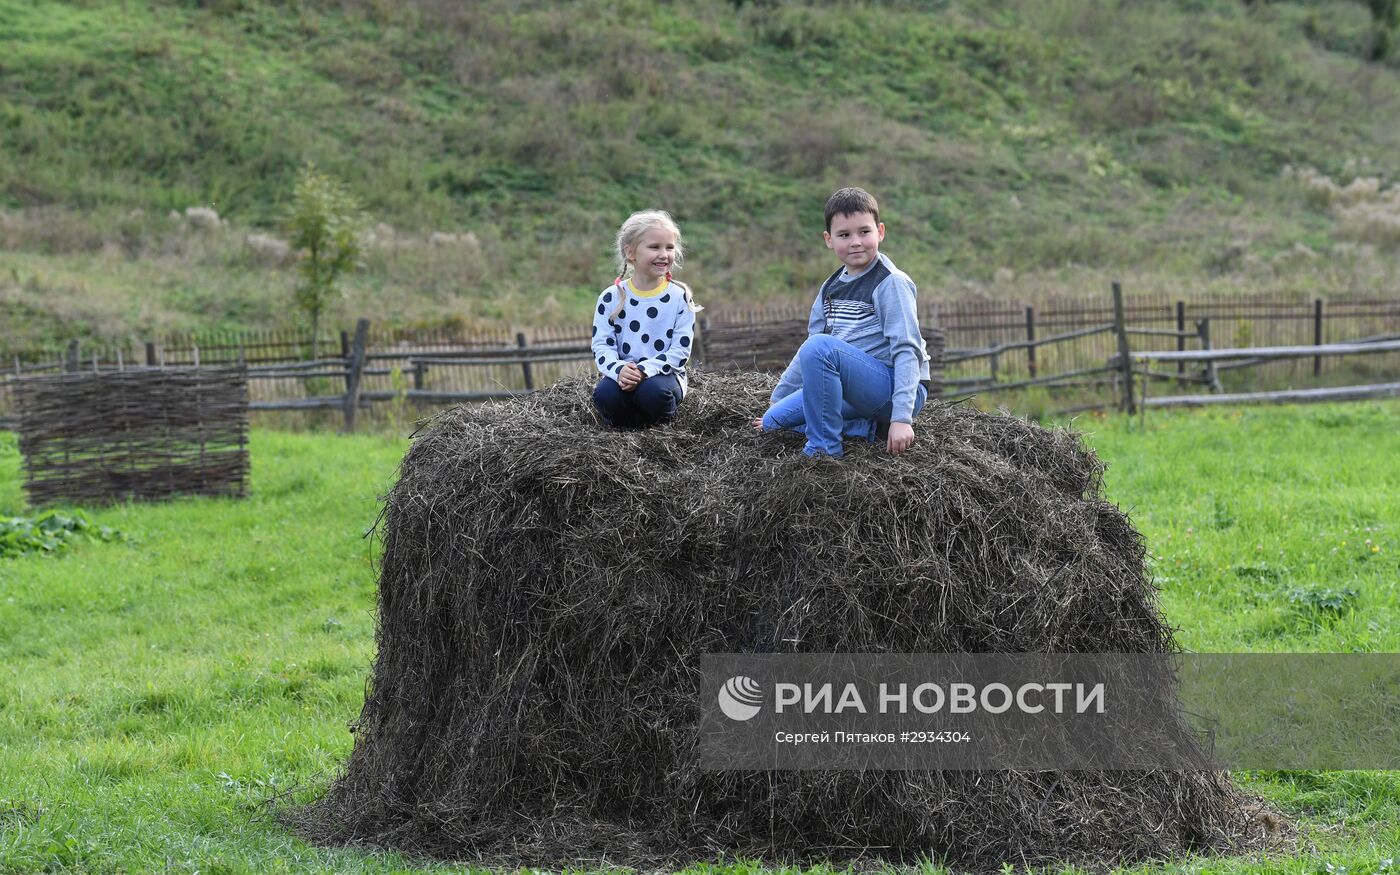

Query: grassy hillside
<box><xmin>3</xmin><ymin>0</ymin><xmax>1400</xmax><ymax>348</ymax></box>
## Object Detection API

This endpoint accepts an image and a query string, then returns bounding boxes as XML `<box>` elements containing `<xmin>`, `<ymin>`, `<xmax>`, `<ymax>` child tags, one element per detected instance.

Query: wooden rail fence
<box><xmin>3</xmin><ymin>287</ymin><xmax>1399</xmax><ymax>429</ymax></box>
<box><xmin>1131</xmin><ymin>339</ymin><xmax>1400</xmax><ymax>410</ymax></box>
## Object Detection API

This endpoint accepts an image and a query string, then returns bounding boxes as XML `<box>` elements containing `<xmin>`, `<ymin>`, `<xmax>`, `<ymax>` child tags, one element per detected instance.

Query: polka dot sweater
<box><xmin>590</xmin><ymin>278</ymin><xmax>697</xmax><ymax>396</ymax></box>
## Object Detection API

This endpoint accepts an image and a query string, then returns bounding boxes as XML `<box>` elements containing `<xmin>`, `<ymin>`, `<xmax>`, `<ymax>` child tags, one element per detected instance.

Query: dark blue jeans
<box><xmin>593</xmin><ymin>373</ymin><xmax>683</xmax><ymax>428</ymax></box>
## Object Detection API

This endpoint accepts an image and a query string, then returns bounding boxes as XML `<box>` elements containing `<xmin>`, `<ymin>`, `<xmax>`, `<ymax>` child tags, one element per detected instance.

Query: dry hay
<box><xmin>293</xmin><ymin>370</ymin><xmax>1280</xmax><ymax>871</ymax></box>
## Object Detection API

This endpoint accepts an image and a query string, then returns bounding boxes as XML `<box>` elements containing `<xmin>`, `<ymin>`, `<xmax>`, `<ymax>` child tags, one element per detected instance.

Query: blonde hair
<box><xmin>609</xmin><ymin>210</ymin><xmax>703</xmax><ymax>322</ymax></box>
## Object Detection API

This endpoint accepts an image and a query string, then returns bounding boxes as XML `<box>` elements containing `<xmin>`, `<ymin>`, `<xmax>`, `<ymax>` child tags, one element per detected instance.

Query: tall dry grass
<box><xmin>1286</xmin><ymin>165</ymin><xmax>1400</xmax><ymax>249</ymax></box>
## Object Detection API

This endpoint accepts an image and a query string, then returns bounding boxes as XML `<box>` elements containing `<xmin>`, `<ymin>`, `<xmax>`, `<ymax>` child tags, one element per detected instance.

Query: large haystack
<box><xmin>295</xmin><ymin>370</ymin><xmax>1269</xmax><ymax>870</ymax></box>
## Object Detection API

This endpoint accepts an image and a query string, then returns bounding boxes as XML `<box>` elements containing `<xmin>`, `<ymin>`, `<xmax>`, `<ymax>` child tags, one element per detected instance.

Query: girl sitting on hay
<box><xmin>590</xmin><ymin>210</ymin><xmax>703</xmax><ymax>429</ymax></box>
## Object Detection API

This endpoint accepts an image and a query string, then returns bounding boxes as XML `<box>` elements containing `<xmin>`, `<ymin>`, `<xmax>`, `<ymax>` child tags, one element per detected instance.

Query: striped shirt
<box><xmin>771</xmin><ymin>253</ymin><xmax>930</xmax><ymax>423</ymax></box>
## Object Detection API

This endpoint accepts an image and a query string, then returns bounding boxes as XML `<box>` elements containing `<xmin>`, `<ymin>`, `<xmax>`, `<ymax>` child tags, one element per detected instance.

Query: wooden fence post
<box><xmin>516</xmin><ymin>332</ymin><xmax>534</xmax><ymax>391</ymax></box>
<box><xmin>64</xmin><ymin>339</ymin><xmax>80</xmax><ymax>373</ymax></box>
<box><xmin>1111</xmin><ymin>281</ymin><xmax>1135</xmax><ymax>413</ymax></box>
<box><xmin>1197</xmin><ymin>318</ymin><xmax>1221</xmax><ymax>393</ymax></box>
<box><xmin>342</xmin><ymin>318</ymin><xmax>370</xmax><ymax>433</ymax></box>
<box><xmin>1313</xmin><ymin>298</ymin><xmax>1324</xmax><ymax>377</ymax></box>
<box><xmin>145</xmin><ymin>342</ymin><xmax>158</xmax><ymax>367</ymax></box>
<box><xmin>1025</xmin><ymin>305</ymin><xmax>1036</xmax><ymax>378</ymax></box>
<box><xmin>1176</xmin><ymin>300</ymin><xmax>1186</xmax><ymax>376</ymax></box>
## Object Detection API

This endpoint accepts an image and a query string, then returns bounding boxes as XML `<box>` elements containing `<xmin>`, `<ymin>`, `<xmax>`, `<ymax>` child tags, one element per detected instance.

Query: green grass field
<box><xmin>1</xmin><ymin>402</ymin><xmax>1398</xmax><ymax>874</ymax></box>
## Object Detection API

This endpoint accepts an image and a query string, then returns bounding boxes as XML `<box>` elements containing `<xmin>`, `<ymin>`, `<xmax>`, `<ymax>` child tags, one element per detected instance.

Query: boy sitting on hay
<box><xmin>754</xmin><ymin>187</ymin><xmax>931</xmax><ymax>457</ymax></box>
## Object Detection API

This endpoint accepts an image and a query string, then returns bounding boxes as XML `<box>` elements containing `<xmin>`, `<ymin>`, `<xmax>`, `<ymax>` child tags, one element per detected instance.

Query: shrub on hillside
<box><xmin>243</xmin><ymin>232</ymin><xmax>293</xmax><ymax>266</ymax></box>
<box><xmin>175</xmin><ymin>207</ymin><xmax>227</xmax><ymax>233</ymax></box>
<box><xmin>1286</xmin><ymin>165</ymin><xmax>1400</xmax><ymax>249</ymax></box>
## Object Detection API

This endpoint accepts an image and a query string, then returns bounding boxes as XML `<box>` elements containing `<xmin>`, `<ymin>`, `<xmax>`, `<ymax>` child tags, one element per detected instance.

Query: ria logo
<box><xmin>717</xmin><ymin>676</ymin><xmax>763</xmax><ymax>721</ymax></box>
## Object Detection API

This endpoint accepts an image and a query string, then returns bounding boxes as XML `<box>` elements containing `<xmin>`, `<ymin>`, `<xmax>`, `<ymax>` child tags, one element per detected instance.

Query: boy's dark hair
<box><xmin>824</xmin><ymin>187</ymin><xmax>880</xmax><ymax>231</ymax></box>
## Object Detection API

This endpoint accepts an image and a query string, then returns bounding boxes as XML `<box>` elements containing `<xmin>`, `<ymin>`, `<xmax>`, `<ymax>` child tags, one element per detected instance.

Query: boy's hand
<box><xmin>887</xmin><ymin>422</ymin><xmax>915</xmax><ymax>454</ymax></box>
<box><xmin>618</xmin><ymin>362</ymin><xmax>643</xmax><ymax>391</ymax></box>
<box><xmin>751</xmin><ymin>418</ymin><xmax>765</xmax><ymax>431</ymax></box>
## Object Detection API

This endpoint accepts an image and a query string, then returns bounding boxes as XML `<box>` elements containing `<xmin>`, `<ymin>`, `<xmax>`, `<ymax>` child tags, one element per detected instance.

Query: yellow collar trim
<box><xmin>627</xmin><ymin>277</ymin><xmax>669</xmax><ymax>298</ymax></box>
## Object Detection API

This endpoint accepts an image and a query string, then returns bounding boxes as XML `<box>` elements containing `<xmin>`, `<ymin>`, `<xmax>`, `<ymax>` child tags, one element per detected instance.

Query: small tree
<box><xmin>285</xmin><ymin>163</ymin><xmax>366</xmax><ymax>357</ymax></box>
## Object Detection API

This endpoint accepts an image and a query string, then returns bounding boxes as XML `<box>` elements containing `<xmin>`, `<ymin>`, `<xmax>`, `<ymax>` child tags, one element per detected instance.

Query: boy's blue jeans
<box><xmin>761</xmin><ymin>334</ymin><xmax>927</xmax><ymax>457</ymax></box>
<box><xmin>593</xmin><ymin>373</ymin><xmax>683</xmax><ymax>428</ymax></box>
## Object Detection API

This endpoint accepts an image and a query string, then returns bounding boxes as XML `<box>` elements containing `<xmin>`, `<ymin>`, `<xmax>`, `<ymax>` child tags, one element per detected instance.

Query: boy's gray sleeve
<box><xmin>807</xmin><ymin>292</ymin><xmax>826</xmax><ymax>335</ymax></box>
<box><xmin>873</xmin><ymin>275</ymin><xmax>924</xmax><ymax>423</ymax></box>
<box><xmin>638</xmin><ymin>302</ymin><xmax>696</xmax><ymax>378</ymax></box>
<box><xmin>770</xmin><ymin>356</ymin><xmax>802</xmax><ymax>403</ymax></box>
<box><xmin>591</xmin><ymin>289</ymin><xmax>625</xmax><ymax>382</ymax></box>
<box><xmin>770</xmin><ymin>295</ymin><xmax>825</xmax><ymax>403</ymax></box>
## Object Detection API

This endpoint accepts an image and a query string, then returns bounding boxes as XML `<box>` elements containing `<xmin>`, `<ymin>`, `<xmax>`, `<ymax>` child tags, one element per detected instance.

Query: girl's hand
<box><xmin>618</xmin><ymin>362</ymin><xmax>643</xmax><ymax>391</ymax></box>
<box><xmin>751</xmin><ymin>418</ymin><xmax>765</xmax><ymax>431</ymax></box>
<box><xmin>887</xmin><ymin>422</ymin><xmax>915</xmax><ymax>454</ymax></box>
